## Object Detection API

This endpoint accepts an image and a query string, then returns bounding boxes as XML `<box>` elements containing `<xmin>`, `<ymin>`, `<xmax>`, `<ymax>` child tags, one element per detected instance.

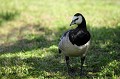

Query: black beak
<box><xmin>70</xmin><ymin>21</ymin><xmax>74</xmax><ymax>26</ymax></box>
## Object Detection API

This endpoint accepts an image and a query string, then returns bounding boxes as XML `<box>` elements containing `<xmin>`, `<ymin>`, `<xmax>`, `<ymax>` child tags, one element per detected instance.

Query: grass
<box><xmin>0</xmin><ymin>0</ymin><xmax>120</xmax><ymax>79</ymax></box>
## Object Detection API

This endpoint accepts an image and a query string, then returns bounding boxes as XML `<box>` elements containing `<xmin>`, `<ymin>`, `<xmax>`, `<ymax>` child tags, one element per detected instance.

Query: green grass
<box><xmin>0</xmin><ymin>0</ymin><xmax>120</xmax><ymax>79</ymax></box>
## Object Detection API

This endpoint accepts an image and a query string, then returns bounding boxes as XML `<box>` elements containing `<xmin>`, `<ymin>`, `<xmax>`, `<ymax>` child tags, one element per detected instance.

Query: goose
<box><xmin>58</xmin><ymin>13</ymin><xmax>91</xmax><ymax>75</ymax></box>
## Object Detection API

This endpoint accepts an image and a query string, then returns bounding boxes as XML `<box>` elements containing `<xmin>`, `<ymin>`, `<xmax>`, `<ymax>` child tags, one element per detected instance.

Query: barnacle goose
<box><xmin>58</xmin><ymin>13</ymin><xmax>91</xmax><ymax>75</ymax></box>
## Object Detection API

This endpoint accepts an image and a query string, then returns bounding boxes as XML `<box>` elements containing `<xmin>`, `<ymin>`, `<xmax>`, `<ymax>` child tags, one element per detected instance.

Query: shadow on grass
<box><xmin>0</xmin><ymin>10</ymin><xmax>20</xmax><ymax>25</ymax></box>
<box><xmin>0</xmin><ymin>53</ymin><xmax>66</xmax><ymax>78</ymax></box>
<box><xmin>0</xmin><ymin>24</ymin><xmax>120</xmax><ymax>78</ymax></box>
<box><xmin>0</xmin><ymin>24</ymin><xmax>59</xmax><ymax>53</ymax></box>
<box><xmin>86</xmin><ymin>25</ymin><xmax>120</xmax><ymax>77</ymax></box>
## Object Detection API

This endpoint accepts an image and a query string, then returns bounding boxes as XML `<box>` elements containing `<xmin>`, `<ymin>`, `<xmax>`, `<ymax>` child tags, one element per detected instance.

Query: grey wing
<box><xmin>60</xmin><ymin>30</ymin><xmax>71</xmax><ymax>40</ymax></box>
<box><xmin>59</xmin><ymin>30</ymin><xmax>70</xmax><ymax>53</ymax></box>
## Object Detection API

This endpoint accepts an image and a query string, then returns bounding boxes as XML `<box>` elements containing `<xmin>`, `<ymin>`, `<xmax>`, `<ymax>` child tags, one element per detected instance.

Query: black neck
<box><xmin>76</xmin><ymin>19</ymin><xmax>87</xmax><ymax>31</ymax></box>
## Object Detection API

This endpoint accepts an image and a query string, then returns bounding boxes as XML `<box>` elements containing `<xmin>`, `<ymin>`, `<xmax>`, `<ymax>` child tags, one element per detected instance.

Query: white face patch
<box><xmin>72</xmin><ymin>16</ymin><xmax>82</xmax><ymax>25</ymax></box>
<box><xmin>72</xmin><ymin>16</ymin><xmax>78</xmax><ymax>21</ymax></box>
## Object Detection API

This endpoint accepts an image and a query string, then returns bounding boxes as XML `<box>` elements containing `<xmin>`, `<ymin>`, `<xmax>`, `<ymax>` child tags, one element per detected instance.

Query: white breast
<box><xmin>59</xmin><ymin>32</ymin><xmax>90</xmax><ymax>57</ymax></box>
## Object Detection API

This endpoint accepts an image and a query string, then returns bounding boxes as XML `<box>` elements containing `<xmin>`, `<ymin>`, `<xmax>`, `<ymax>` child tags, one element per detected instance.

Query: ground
<box><xmin>0</xmin><ymin>0</ymin><xmax>120</xmax><ymax>79</ymax></box>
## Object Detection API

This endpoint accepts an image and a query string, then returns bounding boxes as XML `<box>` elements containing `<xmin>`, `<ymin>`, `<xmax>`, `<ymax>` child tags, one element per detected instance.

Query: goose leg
<box><xmin>80</xmin><ymin>56</ymin><xmax>85</xmax><ymax>76</ymax></box>
<box><xmin>65</xmin><ymin>56</ymin><xmax>70</xmax><ymax>70</ymax></box>
<box><xmin>65</xmin><ymin>56</ymin><xmax>72</xmax><ymax>75</ymax></box>
<box><xmin>65</xmin><ymin>56</ymin><xmax>75</xmax><ymax>76</ymax></box>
